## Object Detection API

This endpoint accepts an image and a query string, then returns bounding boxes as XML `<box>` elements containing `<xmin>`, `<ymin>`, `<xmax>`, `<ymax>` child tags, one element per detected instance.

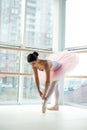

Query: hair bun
<box><xmin>33</xmin><ymin>51</ymin><xmax>39</xmax><ymax>56</ymax></box>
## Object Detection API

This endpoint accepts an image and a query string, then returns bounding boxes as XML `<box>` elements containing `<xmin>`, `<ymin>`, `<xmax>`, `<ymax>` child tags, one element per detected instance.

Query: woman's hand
<box><xmin>39</xmin><ymin>90</ymin><xmax>43</xmax><ymax>98</ymax></box>
<box><xmin>41</xmin><ymin>94</ymin><xmax>46</xmax><ymax>100</ymax></box>
<box><xmin>39</xmin><ymin>91</ymin><xmax>46</xmax><ymax>100</ymax></box>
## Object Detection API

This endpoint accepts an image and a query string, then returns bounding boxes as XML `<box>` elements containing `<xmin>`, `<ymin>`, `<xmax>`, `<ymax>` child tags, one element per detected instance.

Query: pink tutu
<box><xmin>38</xmin><ymin>51</ymin><xmax>79</xmax><ymax>83</ymax></box>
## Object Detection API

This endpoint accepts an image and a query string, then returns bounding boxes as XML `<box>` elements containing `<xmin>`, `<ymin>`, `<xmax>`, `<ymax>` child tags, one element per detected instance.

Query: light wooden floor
<box><xmin>0</xmin><ymin>105</ymin><xmax>87</xmax><ymax>130</ymax></box>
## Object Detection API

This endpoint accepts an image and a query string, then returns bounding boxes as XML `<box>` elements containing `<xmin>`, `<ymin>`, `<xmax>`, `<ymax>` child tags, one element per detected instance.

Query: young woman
<box><xmin>27</xmin><ymin>51</ymin><xmax>79</xmax><ymax>113</ymax></box>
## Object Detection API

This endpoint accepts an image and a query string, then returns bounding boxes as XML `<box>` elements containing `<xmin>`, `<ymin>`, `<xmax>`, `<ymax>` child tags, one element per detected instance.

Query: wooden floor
<box><xmin>0</xmin><ymin>105</ymin><xmax>87</xmax><ymax>130</ymax></box>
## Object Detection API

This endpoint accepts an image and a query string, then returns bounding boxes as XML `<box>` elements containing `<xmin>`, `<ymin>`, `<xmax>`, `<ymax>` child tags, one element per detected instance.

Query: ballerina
<box><xmin>27</xmin><ymin>51</ymin><xmax>79</xmax><ymax>113</ymax></box>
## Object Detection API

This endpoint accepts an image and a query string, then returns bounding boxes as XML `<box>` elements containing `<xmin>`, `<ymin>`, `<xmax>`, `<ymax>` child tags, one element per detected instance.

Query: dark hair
<box><xmin>27</xmin><ymin>51</ymin><xmax>39</xmax><ymax>62</ymax></box>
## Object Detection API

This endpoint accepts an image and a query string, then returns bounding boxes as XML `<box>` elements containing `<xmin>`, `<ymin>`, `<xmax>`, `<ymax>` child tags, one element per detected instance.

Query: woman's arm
<box><xmin>42</xmin><ymin>61</ymin><xmax>50</xmax><ymax>99</ymax></box>
<box><xmin>32</xmin><ymin>66</ymin><xmax>43</xmax><ymax>97</ymax></box>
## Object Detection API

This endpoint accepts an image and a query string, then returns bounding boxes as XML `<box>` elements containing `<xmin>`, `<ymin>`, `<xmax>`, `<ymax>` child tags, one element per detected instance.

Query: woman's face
<box><xmin>29</xmin><ymin>60</ymin><xmax>37</xmax><ymax>67</ymax></box>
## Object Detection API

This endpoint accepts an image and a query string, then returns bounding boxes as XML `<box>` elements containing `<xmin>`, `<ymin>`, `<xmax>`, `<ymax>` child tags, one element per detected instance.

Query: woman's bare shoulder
<box><xmin>38</xmin><ymin>59</ymin><xmax>51</xmax><ymax>71</ymax></box>
<box><xmin>38</xmin><ymin>59</ymin><xmax>48</xmax><ymax>65</ymax></box>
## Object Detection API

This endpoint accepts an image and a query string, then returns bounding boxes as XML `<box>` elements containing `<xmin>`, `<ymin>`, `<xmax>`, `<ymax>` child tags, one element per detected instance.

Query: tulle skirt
<box><xmin>38</xmin><ymin>51</ymin><xmax>79</xmax><ymax>83</ymax></box>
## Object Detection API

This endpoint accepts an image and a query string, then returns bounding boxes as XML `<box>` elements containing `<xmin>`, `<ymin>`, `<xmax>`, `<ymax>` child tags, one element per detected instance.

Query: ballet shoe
<box><xmin>47</xmin><ymin>104</ymin><xmax>59</xmax><ymax>111</ymax></box>
<box><xmin>42</xmin><ymin>105</ymin><xmax>46</xmax><ymax>113</ymax></box>
<box><xmin>42</xmin><ymin>99</ymin><xmax>47</xmax><ymax>113</ymax></box>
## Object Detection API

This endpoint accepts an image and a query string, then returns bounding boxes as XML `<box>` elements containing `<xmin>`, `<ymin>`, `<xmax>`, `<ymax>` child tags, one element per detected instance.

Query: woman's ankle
<box><xmin>47</xmin><ymin>104</ymin><xmax>59</xmax><ymax>111</ymax></box>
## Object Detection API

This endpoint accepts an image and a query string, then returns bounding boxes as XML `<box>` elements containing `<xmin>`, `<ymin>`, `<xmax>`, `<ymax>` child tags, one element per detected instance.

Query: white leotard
<box><xmin>50</xmin><ymin>61</ymin><xmax>62</xmax><ymax>71</ymax></box>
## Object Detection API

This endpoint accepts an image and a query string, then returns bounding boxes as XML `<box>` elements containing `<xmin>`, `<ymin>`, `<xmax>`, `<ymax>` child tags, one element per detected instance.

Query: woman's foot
<box><xmin>42</xmin><ymin>99</ymin><xmax>47</xmax><ymax>113</ymax></box>
<box><xmin>47</xmin><ymin>104</ymin><xmax>59</xmax><ymax>111</ymax></box>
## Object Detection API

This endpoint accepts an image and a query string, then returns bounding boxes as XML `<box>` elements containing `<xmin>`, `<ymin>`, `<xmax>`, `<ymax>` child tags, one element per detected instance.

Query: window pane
<box><xmin>24</xmin><ymin>0</ymin><xmax>53</xmax><ymax>50</ymax></box>
<box><xmin>65</xmin><ymin>0</ymin><xmax>87</xmax><ymax>48</ymax></box>
<box><xmin>0</xmin><ymin>0</ymin><xmax>21</xmax><ymax>45</ymax></box>
<box><xmin>23</xmin><ymin>77</ymin><xmax>42</xmax><ymax>103</ymax></box>
<box><xmin>64</xmin><ymin>78</ymin><xmax>87</xmax><ymax>106</ymax></box>
<box><xmin>0</xmin><ymin>76</ymin><xmax>19</xmax><ymax>103</ymax></box>
<box><xmin>0</xmin><ymin>49</ymin><xmax>20</xmax><ymax>73</ymax></box>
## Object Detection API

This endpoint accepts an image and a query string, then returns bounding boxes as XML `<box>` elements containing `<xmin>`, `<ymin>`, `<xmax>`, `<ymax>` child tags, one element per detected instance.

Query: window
<box><xmin>0</xmin><ymin>0</ymin><xmax>21</xmax><ymax>45</ymax></box>
<box><xmin>0</xmin><ymin>76</ymin><xmax>18</xmax><ymax>103</ymax></box>
<box><xmin>64</xmin><ymin>78</ymin><xmax>87</xmax><ymax>106</ymax></box>
<box><xmin>0</xmin><ymin>49</ymin><xmax>20</xmax><ymax>73</ymax></box>
<box><xmin>0</xmin><ymin>0</ymin><xmax>53</xmax><ymax>104</ymax></box>
<box><xmin>65</xmin><ymin>0</ymin><xmax>87</xmax><ymax>107</ymax></box>
<box><xmin>65</xmin><ymin>0</ymin><xmax>87</xmax><ymax>49</ymax></box>
<box><xmin>25</xmin><ymin>0</ymin><xmax>53</xmax><ymax>50</ymax></box>
<box><xmin>64</xmin><ymin>52</ymin><xmax>87</xmax><ymax>106</ymax></box>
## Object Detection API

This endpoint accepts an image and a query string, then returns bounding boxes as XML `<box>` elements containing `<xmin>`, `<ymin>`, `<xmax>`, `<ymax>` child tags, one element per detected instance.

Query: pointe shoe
<box><xmin>47</xmin><ymin>104</ymin><xmax>59</xmax><ymax>111</ymax></box>
<box><xmin>42</xmin><ymin>105</ymin><xmax>46</xmax><ymax>113</ymax></box>
<box><xmin>42</xmin><ymin>99</ymin><xmax>47</xmax><ymax>113</ymax></box>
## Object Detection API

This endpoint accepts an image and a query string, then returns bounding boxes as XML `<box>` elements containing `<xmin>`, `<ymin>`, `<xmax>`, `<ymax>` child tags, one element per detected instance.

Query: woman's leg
<box><xmin>54</xmin><ymin>81</ymin><xmax>59</xmax><ymax>106</ymax></box>
<box><xmin>46</xmin><ymin>81</ymin><xmax>57</xmax><ymax>100</ymax></box>
<box><xmin>47</xmin><ymin>82</ymin><xmax>59</xmax><ymax>110</ymax></box>
<box><xmin>42</xmin><ymin>81</ymin><xmax>58</xmax><ymax>113</ymax></box>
